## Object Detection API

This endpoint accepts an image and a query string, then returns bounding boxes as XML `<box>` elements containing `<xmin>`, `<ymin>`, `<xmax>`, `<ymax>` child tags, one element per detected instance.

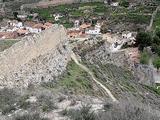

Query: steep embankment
<box><xmin>72</xmin><ymin>38</ymin><xmax>160</xmax><ymax>112</ymax></box>
<box><xmin>71</xmin><ymin>52</ymin><xmax>118</xmax><ymax>102</ymax></box>
<box><xmin>80</xmin><ymin>41</ymin><xmax>154</xmax><ymax>85</ymax></box>
<box><xmin>0</xmin><ymin>25</ymin><xmax>71</xmax><ymax>88</ymax></box>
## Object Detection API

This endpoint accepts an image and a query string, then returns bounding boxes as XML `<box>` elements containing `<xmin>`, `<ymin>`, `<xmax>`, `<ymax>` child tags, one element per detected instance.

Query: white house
<box><xmin>85</xmin><ymin>23</ymin><xmax>101</xmax><ymax>35</ymax></box>
<box><xmin>95</xmin><ymin>23</ymin><xmax>101</xmax><ymax>30</ymax></box>
<box><xmin>16</xmin><ymin>22</ymin><xmax>23</xmax><ymax>28</ymax></box>
<box><xmin>6</xmin><ymin>29</ymin><xmax>13</xmax><ymax>32</ymax></box>
<box><xmin>122</xmin><ymin>31</ymin><xmax>132</xmax><ymax>39</ymax></box>
<box><xmin>26</xmin><ymin>27</ymin><xmax>41</xmax><ymax>33</ymax></box>
<box><xmin>86</xmin><ymin>29</ymin><xmax>101</xmax><ymax>35</ymax></box>
<box><xmin>53</xmin><ymin>14</ymin><xmax>63</xmax><ymax>21</ymax></box>
<box><xmin>111</xmin><ymin>2</ymin><xmax>119</xmax><ymax>7</ymax></box>
<box><xmin>74</xmin><ymin>20</ymin><xmax>80</xmax><ymax>28</ymax></box>
<box><xmin>12</xmin><ymin>27</ymin><xmax>19</xmax><ymax>32</ymax></box>
<box><xmin>17</xmin><ymin>15</ymin><xmax>27</xmax><ymax>20</ymax></box>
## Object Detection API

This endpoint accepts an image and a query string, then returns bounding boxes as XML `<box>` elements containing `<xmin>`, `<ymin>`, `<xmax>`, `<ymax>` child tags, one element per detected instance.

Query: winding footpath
<box><xmin>71</xmin><ymin>52</ymin><xmax>118</xmax><ymax>103</ymax></box>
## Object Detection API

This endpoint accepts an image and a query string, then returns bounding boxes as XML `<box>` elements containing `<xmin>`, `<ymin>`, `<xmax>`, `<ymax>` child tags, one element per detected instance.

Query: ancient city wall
<box><xmin>0</xmin><ymin>25</ymin><xmax>71</xmax><ymax>88</ymax></box>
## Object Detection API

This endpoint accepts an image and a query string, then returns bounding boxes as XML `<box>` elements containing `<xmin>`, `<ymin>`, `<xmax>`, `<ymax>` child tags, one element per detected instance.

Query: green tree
<box><xmin>153</xmin><ymin>35</ymin><xmax>160</xmax><ymax>45</ymax></box>
<box><xmin>135</xmin><ymin>32</ymin><xmax>152</xmax><ymax>51</ymax></box>
<box><xmin>140</xmin><ymin>51</ymin><xmax>149</xmax><ymax>64</ymax></box>
<box><xmin>153</xmin><ymin>57</ymin><xmax>160</xmax><ymax>71</ymax></box>
<box><xmin>119</xmin><ymin>0</ymin><xmax>129</xmax><ymax>8</ymax></box>
<box><xmin>151</xmin><ymin>44</ymin><xmax>160</xmax><ymax>56</ymax></box>
<box><xmin>155</xmin><ymin>28</ymin><xmax>160</xmax><ymax>38</ymax></box>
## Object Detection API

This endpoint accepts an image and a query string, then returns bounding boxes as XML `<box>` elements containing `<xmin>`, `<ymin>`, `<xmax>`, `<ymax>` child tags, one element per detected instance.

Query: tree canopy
<box><xmin>153</xmin><ymin>57</ymin><xmax>160</xmax><ymax>71</ymax></box>
<box><xmin>155</xmin><ymin>28</ymin><xmax>160</xmax><ymax>38</ymax></box>
<box><xmin>119</xmin><ymin>0</ymin><xmax>129</xmax><ymax>8</ymax></box>
<box><xmin>153</xmin><ymin>35</ymin><xmax>160</xmax><ymax>45</ymax></box>
<box><xmin>135</xmin><ymin>32</ymin><xmax>152</xmax><ymax>51</ymax></box>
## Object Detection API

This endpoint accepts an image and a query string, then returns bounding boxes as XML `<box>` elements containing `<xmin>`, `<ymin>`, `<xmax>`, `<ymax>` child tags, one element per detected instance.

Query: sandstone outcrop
<box><xmin>0</xmin><ymin>24</ymin><xmax>71</xmax><ymax>88</ymax></box>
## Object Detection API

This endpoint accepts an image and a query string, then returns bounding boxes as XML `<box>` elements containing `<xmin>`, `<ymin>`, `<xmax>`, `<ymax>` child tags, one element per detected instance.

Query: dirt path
<box><xmin>71</xmin><ymin>52</ymin><xmax>118</xmax><ymax>103</ymax></box>
<box><xmin>146</xmin><ymin>5</ymin><xmax>160</xmax><ymax>32</ymax></box>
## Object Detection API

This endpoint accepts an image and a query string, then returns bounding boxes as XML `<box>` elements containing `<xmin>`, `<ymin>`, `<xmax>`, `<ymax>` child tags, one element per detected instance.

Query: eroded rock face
<box><xmin>0</xmin><ymin>25</ymin><xmax>71</xmax><ymax>88</ymax></box>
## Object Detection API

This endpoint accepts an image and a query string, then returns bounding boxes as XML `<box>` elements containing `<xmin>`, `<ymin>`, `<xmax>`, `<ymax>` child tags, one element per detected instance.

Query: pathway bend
<box><xmin>71</xmin><ymin>52</ymin><xmax>118</xmax><ymax>103</ymax></box>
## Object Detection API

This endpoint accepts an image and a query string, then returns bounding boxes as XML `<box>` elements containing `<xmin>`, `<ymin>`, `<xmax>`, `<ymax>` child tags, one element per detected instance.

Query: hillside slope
<box><xmin>0</xmin><ymin>24</ymin><xmax>159</xmax><ymax>120</ymax></box>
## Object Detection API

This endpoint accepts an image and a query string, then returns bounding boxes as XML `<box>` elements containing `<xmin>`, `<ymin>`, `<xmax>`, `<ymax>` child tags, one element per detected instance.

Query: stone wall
<box><xmin>0</xmin><ymin>24</ymin><xmax>71</xmax><ymax>88</ymax></box>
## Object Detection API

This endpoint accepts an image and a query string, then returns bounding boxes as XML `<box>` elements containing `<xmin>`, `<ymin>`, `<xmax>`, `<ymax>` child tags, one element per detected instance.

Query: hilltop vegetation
<box><xmin>25</xmin><ymin>0</ymin><xmax>158</xmax><ymax>31</ymax></box>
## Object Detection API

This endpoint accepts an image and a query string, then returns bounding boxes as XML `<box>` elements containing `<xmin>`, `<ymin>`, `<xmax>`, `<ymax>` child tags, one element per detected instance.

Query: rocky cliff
<box><xmin>0</xmin><ymin>24</ymin><xmax>71</xmax><ymax>88</ymax></box>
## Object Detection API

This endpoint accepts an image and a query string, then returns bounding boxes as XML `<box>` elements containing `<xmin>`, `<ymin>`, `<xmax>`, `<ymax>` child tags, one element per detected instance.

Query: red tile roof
<box><xmin>17</xmin><ymin>29</ymin><xmax>29</xmax><ymax>35</ymax></box>
<box><xmin>0</xmin><ymin>32</ymin><xmax>18</xmax><ymax>39</ymax></box>
<box><xmin>80</xmin><ymin>23</ymin><xmax>91</xmax><ymax>29</ymax></box>
<box><xmin>44</xmin><ymin>22</ymin><xmax>53</xmax><ymax>27</ymax></box>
